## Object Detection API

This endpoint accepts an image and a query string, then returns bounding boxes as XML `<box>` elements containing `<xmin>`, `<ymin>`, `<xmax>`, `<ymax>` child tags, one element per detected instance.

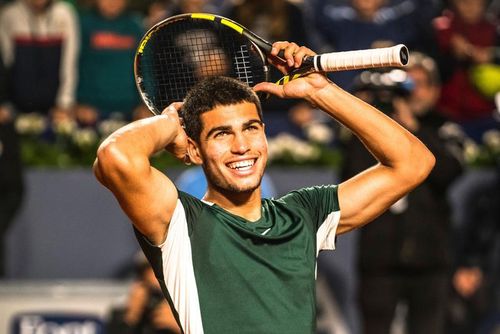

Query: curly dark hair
<box><xmin>180</xmin><ymin>77</ymin><xmax>263</xmax><ymax>142</ymax></box>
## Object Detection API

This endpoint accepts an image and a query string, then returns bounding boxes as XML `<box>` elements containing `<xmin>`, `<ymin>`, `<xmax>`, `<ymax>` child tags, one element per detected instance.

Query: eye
<box><xmin>214</xmin><ymin>130</ymin><xmax>229</xmax><ymax>138</ymax></box>
<box><xmin>245</xmin><ymin>124</ymin><xmax>260</xmax><ymax>132</ymax></box>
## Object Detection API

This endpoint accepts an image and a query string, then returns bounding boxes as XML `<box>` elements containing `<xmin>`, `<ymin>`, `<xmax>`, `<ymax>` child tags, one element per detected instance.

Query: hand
<box><xmin>150</xmin><ymin>301</ymin><xmax>181</xmax><ymax>332</ymax></box>
<box><xmin>453</xmin><ymin>266</ymin><xmax>483</xmax><ymax>298</ymax></box>
<box><xmin>162</xmin><ymin>102</ymin><xmax>190</xmax><ymax>164</ymax></box>
<box><xmin>0</xmin><ymin>106</ymin><xmax>13</xmax><ymax>124</ymax></box>
<box><xmin>450</xmin><ymin>34</ymin><xmax>473</xmax><ymax>60</ymax></box>
<box><xmin>74</xmin><ymin>104</ymin><xmax>99</xmax><ymax>126</ymax></box>
<box><xmin>253</xmin><ymin>42</ymin><xmax>331</xmax><ymax>101</ymax></box>
<box><xmin>123</xmin><ymin>282</ymin><xmax>149</xmax><ymax>325</ymax></box>
<box><xmin>471</xmin><ymin>46</ymin><xmax>494</xmax><ymax>64</ymax></box>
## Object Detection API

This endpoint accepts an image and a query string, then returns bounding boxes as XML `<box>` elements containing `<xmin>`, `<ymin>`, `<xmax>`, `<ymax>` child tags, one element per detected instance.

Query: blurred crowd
<box><xmin>0</xmin><ymin>0</ymin><xmax>499</xmax><ymax>333</ymax></box>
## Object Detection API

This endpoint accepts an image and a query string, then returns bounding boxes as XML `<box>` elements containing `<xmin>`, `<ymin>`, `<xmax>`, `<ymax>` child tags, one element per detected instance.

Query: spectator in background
<box><xmin>76</xmin><ymin>0</ymin><xmax>145</xmax><ymax>126</ymax></box>
<box><xmin>143</xmin><ymin>0</ymin><xmax>173</xmax><ymax>29</ymax></box>
<box><xmin>0</xmin><ymin>54</ymin><xmax>24</xmax><ymax>277</ymax></box>
<box><xmin>449</xmin><ymin>166</ymin><xmax>500</xmax><ymax>334</ymax></box>
<box><xmin>170</xmin><ymin>0</ymin><xmax>212</xmax><ymax>16</ymax></box>
<box><xmin>225</xmin><ymin>0</ymin><xmax>308</xmax><ymax>90</ymax></box>
<box><xmin>107</xmin><ymin>252</ymin><xmax>181</xmax><ymax>334</ymax></box>
<box><xmin>225</xmin><ymin>0</ymin><xmax>308</xmax><ymax>48</ymax></box>
<box><xmin>225</xmin><ymin>0</ymin><xmax>317</xmax><ymax>137</ymax></box>
<box><xmin>307</xmin><ymin>0</ymin><xmax>440</xmax><ymax>90</ymax></box>
<box><xmin>125</xmin><ymin>0</ymin><xmax>175</xmax><ymax>30</ymax></box>
<box><xmin>0</xmin><ymin>0</ymin><xmax>79</xmax><ymax>122</ymax></box>
<box><xmin>342</xmin><ymin>53</ymin><xmax>463</xmax><ymax>334</ymax></box>
<box><xmin>433</xmin><ymin>0</ymin><xmax>498</xmax><ymax>142</ymax></box>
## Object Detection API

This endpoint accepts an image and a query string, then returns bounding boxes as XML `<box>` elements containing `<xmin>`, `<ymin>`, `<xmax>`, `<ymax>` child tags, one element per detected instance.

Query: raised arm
<box><xmin>254</xmin><ymin>42</ymin><xmax>435</xmax><ymax>235</ymax></box>
<box><xmin>93</xmin><ymin>103</ymin><xmax>187</xmax><ymax>245</ymax></box>
<box><xmin>310</xmin><ymin>82</ymin><xmax>434</xmax><ymax>233</ymax></box>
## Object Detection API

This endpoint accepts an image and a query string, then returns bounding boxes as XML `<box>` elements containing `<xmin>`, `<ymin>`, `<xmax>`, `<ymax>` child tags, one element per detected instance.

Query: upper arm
<box><xmin>94</xmin><ymin>145</ymin><xmax>178</xmax><ymax>245</ymax></box>
<box><xmin>336</xmin><ymin>164</ymin><xmax>408</xmax><ymax>234</ymax></box>
<box><xmin>336</xmin><ymin>123</ymin><xmax>435</xmax><ymax>235</ymax></box>
<box><xmin>337</xmin><ymin>156</ymin><xmax>434</xmax><ymax>235</ymax></box>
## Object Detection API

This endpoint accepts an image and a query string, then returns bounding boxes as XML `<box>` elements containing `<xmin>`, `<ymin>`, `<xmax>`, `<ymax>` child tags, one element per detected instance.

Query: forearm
<box><xmin>308</xmin><ymin>83</ymin><xmax>432</xmax><ymax>173</ymax></box>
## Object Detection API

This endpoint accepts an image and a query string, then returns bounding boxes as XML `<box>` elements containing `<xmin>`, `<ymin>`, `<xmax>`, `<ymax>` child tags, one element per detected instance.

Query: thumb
<box><xmin>253</xmin><ymin>82</ymin><xmax>285</xmax><ymax>98</ymax></box>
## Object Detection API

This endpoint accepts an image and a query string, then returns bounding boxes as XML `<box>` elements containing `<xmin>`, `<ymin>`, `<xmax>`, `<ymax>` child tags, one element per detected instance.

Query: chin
<box><xmin>226</xmin><ymin>179</ymin><xmax>261</xmax><ymax>193</ymax></box>
<box><xmin>212</xmin><ymin>175</ymin><xmax>262</xmax><ymax>195</ymax></box>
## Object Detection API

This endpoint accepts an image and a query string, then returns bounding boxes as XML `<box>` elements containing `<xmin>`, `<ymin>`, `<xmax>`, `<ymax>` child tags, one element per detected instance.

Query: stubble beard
<box><xmin>203</xmin><ymin>165</ymin><xmax>263</xmax><ymax>195</ymax></box>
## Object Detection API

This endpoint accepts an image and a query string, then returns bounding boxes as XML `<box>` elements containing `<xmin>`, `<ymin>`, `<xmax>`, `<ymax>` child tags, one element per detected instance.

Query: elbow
<box><xmin>93</xmin><ymin>141</ymin><xmax>133</xmax><ymax>186</ymax></box>
<box><xmin>420</xmin><ymin>149</ymin><xmax>436</xmax><ymax>181</ymax></box>
<box><xmin>409</xmin><ymin>145</ymin><xmax>436</xmax><ymax>188</ymax></box>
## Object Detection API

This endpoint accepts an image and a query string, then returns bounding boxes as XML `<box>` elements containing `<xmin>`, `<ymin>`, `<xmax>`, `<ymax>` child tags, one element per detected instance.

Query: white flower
<box><xmin>267</xmin><ymin>133</ymin><xmax>319</xmax><ymax>162</ymax></box>
<box><xmin>72</xmin><ymin>128</ymin><xmax>98</xmax><ymax>148</ymax></box>
<box><xmin>482</xmin><ymin>129</ymin><xmax>500</xmax><ymax>152</ymax></box>
<box><xmin>304</xmin><ymin>123</ymin><xmax>334</xmax><ymax>144</ymax></box>
<box><xmin>15</xmin><ymin>113</ymin><xmax>47</xmax><ymax>135</ymax></box>
<box><xmin>53</xmin><ymin>118</ymin><xmax>77</xmax><ymax>136</ymax></box>
<box><xmin>98</xmin><ymin>118</ymin><xmax>127</xmax><ymax>138</ymax></box>
<box><xmin>463</xmin><ymin>139</ymin><xmax>480</xmax><ymax>163</ymax></box>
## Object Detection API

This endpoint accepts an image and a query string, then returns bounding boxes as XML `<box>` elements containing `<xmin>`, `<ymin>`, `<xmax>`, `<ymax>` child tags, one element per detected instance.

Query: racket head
<box><xmin>134</xmin><ymin>13</ymin><xmax>270</xmax><ymax>115</ymax></box>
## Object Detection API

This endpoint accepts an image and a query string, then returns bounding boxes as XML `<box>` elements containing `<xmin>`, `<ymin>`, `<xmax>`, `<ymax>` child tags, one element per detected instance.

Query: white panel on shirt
<box><xmin>160</xmin><ymin>199</ymin><xmax>204</xmax><ymax>334</ymax></box>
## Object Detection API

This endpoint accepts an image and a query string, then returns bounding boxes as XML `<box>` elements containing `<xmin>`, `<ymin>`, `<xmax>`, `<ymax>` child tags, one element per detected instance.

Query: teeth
<box><xmin>228</xmin><ymin>159</ymin><xmax>255</xmax><ymax>170</ymax></box>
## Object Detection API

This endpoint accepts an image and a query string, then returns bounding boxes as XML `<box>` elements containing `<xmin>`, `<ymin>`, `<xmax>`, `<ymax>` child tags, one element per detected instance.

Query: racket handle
<box><xmin>313</xmin><ymin>44</ymin><xmax>409</xmax><ymax>72</ymax></box>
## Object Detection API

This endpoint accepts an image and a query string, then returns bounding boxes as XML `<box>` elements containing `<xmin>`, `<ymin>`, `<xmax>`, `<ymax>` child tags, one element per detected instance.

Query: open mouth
<box><xmin>226</xmin><ymin>159</ymin><xmax>256</xmax><ymax>171</ymax></box>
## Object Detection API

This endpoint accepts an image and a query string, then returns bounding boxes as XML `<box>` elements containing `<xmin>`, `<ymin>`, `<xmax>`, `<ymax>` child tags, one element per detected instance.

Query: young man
<box><xmin>94</xmin><ymin>42</ymin><xmax>435</xmax><ymax>333</ymax></box>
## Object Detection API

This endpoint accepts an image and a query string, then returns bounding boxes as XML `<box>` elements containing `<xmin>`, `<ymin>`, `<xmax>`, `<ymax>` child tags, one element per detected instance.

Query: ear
<box><xmin>187</xmin><ymin>137</ymin><xmax>203</xmax><ymax>165</ymax></box>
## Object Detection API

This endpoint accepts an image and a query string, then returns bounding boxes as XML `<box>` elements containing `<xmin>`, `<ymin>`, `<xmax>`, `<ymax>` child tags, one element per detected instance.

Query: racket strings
<box><xmin>234</xmin><ymin>45</ymin><xmax>254</xmax><ymax>85</ymax></box>
<box><xmin>137</xmin><ymin>19</ymin><xmax>267</xmax><ymax>113</ymax></box>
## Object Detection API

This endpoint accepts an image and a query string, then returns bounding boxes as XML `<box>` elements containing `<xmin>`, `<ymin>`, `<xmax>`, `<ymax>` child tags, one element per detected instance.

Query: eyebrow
<box><xmin>204</xmin><ymin>119</ymin><xmax>263</xmax><ymax>140</ymax></box>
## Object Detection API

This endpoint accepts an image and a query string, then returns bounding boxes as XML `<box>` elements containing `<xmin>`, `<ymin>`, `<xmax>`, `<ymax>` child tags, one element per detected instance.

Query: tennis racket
<box><xmin>134</xmin><ymin>13</ymin><xmax>410</xmax><ymax>115</ymax></box>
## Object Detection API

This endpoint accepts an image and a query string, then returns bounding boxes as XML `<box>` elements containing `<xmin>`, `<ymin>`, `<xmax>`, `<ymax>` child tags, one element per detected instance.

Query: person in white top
<box><xmin>0</xmin><ymin>0</ymin><xmax>79</xmax><ymax>119</ymax></box>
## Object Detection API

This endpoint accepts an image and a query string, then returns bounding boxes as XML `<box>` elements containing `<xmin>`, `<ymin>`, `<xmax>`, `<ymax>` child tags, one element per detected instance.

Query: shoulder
<box><xmin>49</xmin><ymin>1</ymin><xmax>78</xmax><ymax>27</ymax></box>
<box><xmin>120</xmin><ymin>12</ymin><xmax>145</xmax><ymax>33</ymax></box>
<box><xmin>177</xmin><ymin>191</ymin><xmax>208</xmax><ymax>216</ymax></box>
<box><xmin>279</xmin><ymin>185</ymin><xmax>339</xmax><ymax>209</ymax></box>
<box><xmin>0</xmin><ymin>1</ymin><xmax>22</xmax><ymax>20</ymax></box>
<box><xmin>51</xmin><ymin>1</ymin><xmax>77</xmax><ymax>17</ymax></box>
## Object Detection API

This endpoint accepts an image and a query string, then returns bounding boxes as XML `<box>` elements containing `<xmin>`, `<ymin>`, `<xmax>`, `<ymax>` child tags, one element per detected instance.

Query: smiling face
<box><xmin>194</xmin><ymin>102</ymin><xmax>267</xmax><ymax>195</ymax></box>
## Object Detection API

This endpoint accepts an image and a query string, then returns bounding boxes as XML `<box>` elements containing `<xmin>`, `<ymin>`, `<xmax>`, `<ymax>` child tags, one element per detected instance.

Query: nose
<box><xmin>231</xmin><ymin>132</ymin><xmax>250</xmax><ymax>154</ymax></box>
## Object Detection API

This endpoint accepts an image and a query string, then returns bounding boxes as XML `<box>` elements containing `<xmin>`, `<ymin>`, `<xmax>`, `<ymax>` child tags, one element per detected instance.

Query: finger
<box><xmin>253</xmin><ymin>82</ymin><xmax>285</xmax><ymax>98</ymax></box>
<box><xmin>270</xmin><ymin>41</ymin><xmax>290</xmax><ymax>57</ymax></box>
<box><xmin>271</xmin><ymin>41</ymin><xmax>297</xmax><ymax>67</ymax></box>
<box><xmin>283</xmin><ymin>42</ymin><xmax>300</xmax><ymax>67</ymax></box>
<box><xmin>292</xmin><ymin>47</ymin><xmax>315</xmax><ymax>68</ymax></box>
<box><xmin>161</xmin><ymin>102</ymin><xmax>183</xmax><ymax>115</ymax></box>
<box><xmin>171</xmin><ymin>101</ymin><xmax>184</xmax><ymax>111</ymax></box>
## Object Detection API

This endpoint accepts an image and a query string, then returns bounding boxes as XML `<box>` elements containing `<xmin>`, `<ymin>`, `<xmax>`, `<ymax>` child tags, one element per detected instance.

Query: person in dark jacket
<box><xmin>342</xmin><ymin>52</ymin><xmax>464</xmax><ymax>334</ymax></box>
<box><xmin>0</xmin><ymin>54</ymin><xmax>24</xmax><ymax>277</ymax></box>
<box><xmin>450</xmin><ymin>165</ymin><xmax>500</xmax><ymax>333</ymax></box>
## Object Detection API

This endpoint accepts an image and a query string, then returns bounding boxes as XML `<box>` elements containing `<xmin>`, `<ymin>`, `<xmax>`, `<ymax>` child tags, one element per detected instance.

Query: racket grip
<box><xmin>314</xmin><ymin>44</ymin><xmax>409</xmax><ymax>72</ymax></box>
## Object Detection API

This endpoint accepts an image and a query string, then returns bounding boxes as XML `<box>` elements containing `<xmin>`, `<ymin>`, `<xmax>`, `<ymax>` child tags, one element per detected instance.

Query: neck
<box><xmin>204</xmin><ymin>187</ymin><xmax>262</xmax><ymax>222</ymax></box>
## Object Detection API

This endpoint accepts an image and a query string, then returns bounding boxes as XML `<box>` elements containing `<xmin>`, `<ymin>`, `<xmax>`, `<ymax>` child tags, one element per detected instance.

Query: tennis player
<box><xmin>94</xmin><ymin>42</ymin><xmax>435</xmax><ymax>334</ymax></box>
